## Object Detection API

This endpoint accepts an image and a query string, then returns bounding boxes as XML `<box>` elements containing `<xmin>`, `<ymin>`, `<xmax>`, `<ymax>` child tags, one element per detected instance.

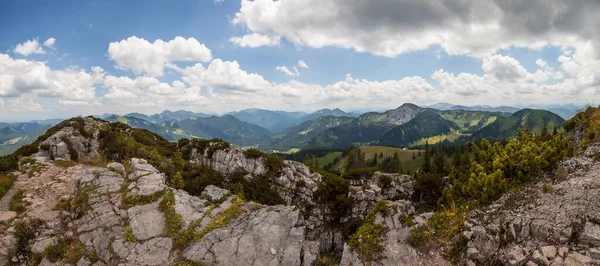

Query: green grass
<box><xmin>323</xmin><ymin>146</ymin><xmax>425</xmax><ymax>174</ymax></box>
<box><xmin>9</xmin><ymin>189</ymin><xmax>27</xmax><ymax>213</ymax></box>
<box><xmin>316</xmin><ymin>151</ymin><xmax>342</xmax><ymax>168</ymax></box>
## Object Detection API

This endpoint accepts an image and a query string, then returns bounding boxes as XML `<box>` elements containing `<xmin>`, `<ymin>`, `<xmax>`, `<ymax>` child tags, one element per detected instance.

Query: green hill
<box><xmin>304</xmin><ymin>104</ymin><xmax>508</xmax><ymax>150</ymax></box>
<box><xmin>377</xmin><ymin>111</ymin><xmax>458</xmax><ymax>147</ymax></box>
<box><xmin>468</xmin><ymin>109</ymin><xmax>564</xmax><ymax>142</ymax></box>
<box><xmin>261</xmin><ymin>115</ymin><xmax>355</xmax><ymax>151</ymax></box>
<box><xmin>106</xmin><ymin>114</ymin><xmax>271</xmax><ymax>147</ymax></box>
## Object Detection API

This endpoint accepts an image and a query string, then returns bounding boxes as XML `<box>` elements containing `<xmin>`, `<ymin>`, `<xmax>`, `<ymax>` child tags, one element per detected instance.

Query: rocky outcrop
<box><xmin>459</xmin><ymin>155</ymin><xmax>600</xmax><ymax>265</ymax></box>
<box><xmin>192</xmin><ymin>145</ymin><xmax>268</xmax><ymax>176</ymax></box>
<box><xmin>0</xmin><ymin>158</ymin><xmax>315</xmax><ymax>265</ymax></box>
<box><xmin>183</xmin><ymin>205</ymin><xmax>313</xmax><ymax>266</ymax></box>
<box><xmin>349</xmin><ymin>172</ymin><xmax>413</xmax><ymax>221</ymax></box>
<box><xmin>35</xmin><ymin>117</ymin><xmax>107</xmax><ymax>161</ymax></box>
<box><xmin>340</xmin><ymin>200</ymin><xmax>451</xmax><ymax>266</ymax></box>
<box><xmin>190</xmin><ymin>143</ymin><xmax>323</xmax><ymax>206</ymax></box>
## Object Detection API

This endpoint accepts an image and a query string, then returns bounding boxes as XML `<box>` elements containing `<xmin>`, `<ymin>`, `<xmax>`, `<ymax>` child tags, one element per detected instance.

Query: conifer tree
<box><xmin>423</xmin><ymin>140</ymin><xmax>432</xmax><ymax>173</ymax></box>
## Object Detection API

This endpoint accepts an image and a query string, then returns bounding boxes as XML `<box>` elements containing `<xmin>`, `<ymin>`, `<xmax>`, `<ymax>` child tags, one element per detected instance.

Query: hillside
<box><xmin>105</xmin><ymin>114</ymin><xmax>271</xmax><ymax>147</ymax></box>
<box><xmin>468</xmin><ymin>108</ymin><xmax>565</xmax><ymax>142</ymax></box>
<box><xmin>305</xmin><ymin>104</ymin><xmax>507</xmax><ymax>150</ymax></box>
<box><xmin>261</xmin><ymin>115</ymin><xmax>355</xmax><ymax>151</ymax></box>
<box><xmin>173</xmin><ymin>115</ymin><xmax>271</xmax><ymax>146</ymax></box>
<box><xmin>377</xmin><ymin>111</ymin><xmax>458</xmax><ymax>147</ymax></box>
<box><xmin>227</xmin><ymin>109</ymin><xmax>306</xmax><ymax>132</ymax></box>
<box><xmin>268</xmin><ymin>108</ymin><xmax>359</xmax><ymax>132</ymax></box>
<box><xmin>0</xmin><ymin>123</ymin><xmax>52</xmax><ymax>156</ymax></box>
<box><xmin>126</xmin><ymin>110</ymin><xmax>211</xmax><ymax>123</ymax></box>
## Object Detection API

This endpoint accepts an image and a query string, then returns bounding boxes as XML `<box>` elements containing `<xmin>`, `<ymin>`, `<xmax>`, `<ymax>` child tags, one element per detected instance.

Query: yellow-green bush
<box><xmin>348</xmin><ymin>201</ymin><xmax>390</xmax><ymax>264</ymax></box>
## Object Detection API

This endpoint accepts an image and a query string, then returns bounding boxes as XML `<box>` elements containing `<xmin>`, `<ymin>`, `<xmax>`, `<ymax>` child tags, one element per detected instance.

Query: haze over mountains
<box><xmin>0</xmin><ymin>103</ymin><xmax>570</xmax><ymax>156</ymax></box>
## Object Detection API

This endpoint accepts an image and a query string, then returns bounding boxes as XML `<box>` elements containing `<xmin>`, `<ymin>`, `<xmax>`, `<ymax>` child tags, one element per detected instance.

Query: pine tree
<box><xmin>171</xmin><ymin>149</ymin><xmax>185</xmax><ymax>170</ymax></box>
<box><xmin>346</xmin><ymin>150</ymin><xmax>356</xmax><ymax>170</ymax></box>
<box><xmin>452</xmin><ymin>141</ymin><xmax>462</xmax><ymax>169</ymax></box>
<box><xmin>392</xmin><ymin>152</ymin><xmax>400</xmax><ymax>173</ymax></box>
<box><xmin>423</xmin><ymin>140</ymin><xmax>432</xmax><ymax>173</ymax></box>
<box><xmin>541</xmin><ymin>123</ymin><xmax>549</xmax><ymax>141</ymax></box>
<box><xmin>552</xmin><ymin>124</ymin><xmax>558</xmax><ymax>136</ymax></box>
<box><xmin>172</xmin><ymin>171</ymin><xmax>185</xmax><ymax>189</ymax></box>
<box><xmin>433</xmin><ymin>143</ymin><xmax>446</xmax><ymax>174</ymax></box>
<box><xmin>371</xmin><ymin>153</ymin><xmax>378</xmax><ymax>167</ymax></box>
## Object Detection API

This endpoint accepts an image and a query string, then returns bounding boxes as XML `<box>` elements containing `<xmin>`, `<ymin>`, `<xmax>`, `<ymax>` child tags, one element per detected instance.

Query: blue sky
<box><xmin>0</xmin><ymin>0</ymin><xmax>599</xmax><ymax>121</ymax></box>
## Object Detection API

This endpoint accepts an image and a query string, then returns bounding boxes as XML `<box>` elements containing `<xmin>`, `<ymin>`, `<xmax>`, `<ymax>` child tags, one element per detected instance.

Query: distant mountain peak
<box><xmin>398</xmin><ymin>103</ymin><xmax>420</xmax><ymax>108</ymax></box>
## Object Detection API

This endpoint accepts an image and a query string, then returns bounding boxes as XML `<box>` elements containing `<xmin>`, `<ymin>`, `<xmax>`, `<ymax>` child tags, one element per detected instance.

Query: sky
<box><xmin>1</xmin><ymin>0</ymin><xmax>600</xmax><ymax>121</ymax></box>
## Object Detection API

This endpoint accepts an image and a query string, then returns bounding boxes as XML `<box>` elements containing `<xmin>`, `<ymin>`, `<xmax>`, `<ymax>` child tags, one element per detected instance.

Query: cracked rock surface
<box><xmin>0</xmin><ymin>158</ymin><xmax>317</xmax><ymax>265</ymax></box>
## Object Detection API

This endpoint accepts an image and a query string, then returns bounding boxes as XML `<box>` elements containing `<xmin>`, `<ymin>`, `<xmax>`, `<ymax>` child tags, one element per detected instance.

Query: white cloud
<box><xmin>482</xmin><ymin>55</ymin><xmax>528</xmax><ymax>81</ymax></box>
<box><xmin>8</xmin><ymin>97</ymin><xmax>43</xmax><ymax>112</ymax></box>
<box><xmin>14</xmin><ymin>39</ymin><xmax>45</xmax><ymax>56</ymax></box>
<box><xmin>59</xmin><ymin>100</ymin><xmax>102</xmax><ymax>107</ymax></box>
<box><xmin>214</xmin><ymin>0</ymin><xmax>224</xmax><ymax>3</ymax></box>
<box><xmin>432</xmin><ymin>50</ymin><xmax>600</xmax><ymax>106</ymax></box>
<box><xmin>0</xmin><ymin>53</ymin><xmax>98</xmax><ymax>101</ymax></box>
<box><xmin>297</xmin><ymin>60</ymin><xmax>308</xmax><ymax>69</ymax></box>
<box><xmin>231</xmin><ymin>0</ymin><xmax>600</xmax><ymax>57</ymax></box>
<box><xmin>276</xmin><ymin>66</ymin><xmax>299</xmax><ymax>77</ymax></box>
<box><xmin>107</xmin><ymin>36</ymin><xmax>213</xmax><ymax>77</ymax></box>
<box><xmin>229</xmin><ymin>33</ymin><xmax>280</xmax><ymax>48</ymax></box>
<box><xmin>181</xmin><ymin>59</ymin><xmax>272</xmax><ymax>92</ymax></box>
<box><xmin>43</xmin><ymin>38</ymin><xmax>56</xmax><ymax>48</ymax></box>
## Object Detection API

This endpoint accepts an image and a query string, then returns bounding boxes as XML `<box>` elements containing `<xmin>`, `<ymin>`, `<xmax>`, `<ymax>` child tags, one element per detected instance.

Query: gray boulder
<box><xmin>201</xmin><ymin>185</ymin><xmax>229</xmax><ymax>203</ymax></box>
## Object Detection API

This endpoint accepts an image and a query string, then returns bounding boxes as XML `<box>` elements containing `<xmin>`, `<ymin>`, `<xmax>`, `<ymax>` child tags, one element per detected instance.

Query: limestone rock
<box><xmin>130</xmin><ymin>158</ymin><xmax>158</xmax><ymax>177</ymax></box>
<box><xmin>183</xmin><ymin>205</ymin><xmax>306</xmax><ymax>266</ymax></box>
<box><xmin>112</xmin><ymin>237</ymin><xmax>172</xmax><ymax>265</ymax></box>
<box><xmin>201</xmin><ymin>185</ymin><xmax>229</xmax><ymax>203</ymax></box>
<box><xmin>581</xmin><ymin>222</ymin><xmax>600</xmax><ymax>246</ymax></box>
<box><xmin>127</xmin><ymin>158</ymin><xmax>166</xmax><ymax>196</ymax></box>
<box><xmin>0</xmin><ymin>211</ymin><xmax>17</xmax><ymax>222</ymax></box>
<box><xmin>174</xmin><ymin>189</ymin><xmax>209</xmax><ymax>228</ymax></box>
<box><xmin>193</xmin><ymin>146</ymin><xmax>268</xmax><ymax>176</ymax></box>
<box><xmin>340</xmin><ymin>203</ymin><xmax>422</xmax><ymax>266</ymax></box>
<box><xmin>107</xmin><ymin>162</ymin><xmax>125</xmax><ymax>173</ymax></box>
<box><xmin>127</xmin><ymin>202</ymin><xmax>165</xmax><ymax>241</ymax></box>
<box><xmin>540</xmin><ymin>246</ymin><xmax>557</xmax><ymax>259</ymax></box>
<box><xmin>35</xmin><ymin>117</ymin><xmax>105</xmax><ymax>161</ymax></box>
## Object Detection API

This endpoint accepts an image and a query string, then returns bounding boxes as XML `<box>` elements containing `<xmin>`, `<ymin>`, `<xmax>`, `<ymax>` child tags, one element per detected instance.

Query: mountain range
<box><xmin>426</xmin><ymin>102</ymin><xmax>582</xmax><ymax>119</ymax></box>
<box><xmin>0</xmin><ymin>104</ymin><xmax>569</xmax><ymax>155</ymax></box>
<box><xmin>0</xmin><ymin>122</ymin><xmax>52</xmax><ymax>156</ymax></box>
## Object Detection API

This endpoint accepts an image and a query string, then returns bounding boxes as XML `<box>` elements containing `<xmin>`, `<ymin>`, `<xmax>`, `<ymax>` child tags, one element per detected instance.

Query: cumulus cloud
<box><xmin>107</xmin><ymin>36</ymin><xmax>213</xmax><ymax>77</ymax></box>
<box><xmin>229</xmin><ymin>33</ymin><xmax>280</xmax><ymax>48</ymax></box>
<box><xmin>14</xmin><ymin>39</ymin><xmax>45</xmax><ymax>56</ymax></box>
<box><xmin>181</xmin><ymin>59</ymin><xmax>272</xmax><ymax>92</ymax></box>
<box><xmin>43</xmin><ymin>38</ymin><xmax>56</xmax><ymax>48</ymax></box>
<box><xmin>231</xmin><ymin>0</ymin><xmax>600</xmax><ymax>57</ymax></box>
<box><xmin>8</xmin><ymin>97</ymin><xmax>43</xmax><ymax>112</ymax></box>
<box><xmin>276</xmin><ymin>66</ymin><xmax>299</xmax><ymax>77</ymax></box>
<box><xmin>482</xmin><ymin>55</ymin><xmax>528</xmax><ymax>81</ymax></box>
<box><xmin>432</xmin><ymin>50</ymin><xmax>600</xmax><ymax>105</ymax></box>
<box><xmin>297</xmin><ymin>60</ymin><xmax>308</xmax><ymax>69</ymax></box>
<box><xmin>0</xmin><ymin>53</ymin><xmax>98</xmax><ymax>101</ymax></box>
